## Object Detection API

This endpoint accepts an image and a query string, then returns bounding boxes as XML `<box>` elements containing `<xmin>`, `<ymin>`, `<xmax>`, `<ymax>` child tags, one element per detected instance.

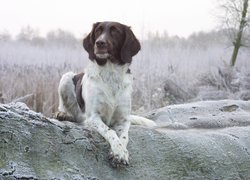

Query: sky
<box><xmin>0</xmin><ymin>0</ymin><xmax>218</xmax><ymax>39</ymax></box>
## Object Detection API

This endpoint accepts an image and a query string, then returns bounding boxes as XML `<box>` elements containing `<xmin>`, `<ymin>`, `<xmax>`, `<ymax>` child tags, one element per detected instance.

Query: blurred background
<box><xmin>0</xmin><ymin>0</ymin><xmax>249</xmax><ymax>116</ymax></box>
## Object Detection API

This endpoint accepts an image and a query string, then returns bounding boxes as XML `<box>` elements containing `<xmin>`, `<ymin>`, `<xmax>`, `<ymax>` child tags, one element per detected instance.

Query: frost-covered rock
<box><xmin>1</xmin><ymin>100</ymin><xmax>250</xmax><ymax>179</ymax></box>
<box><xmin>146</xmin><ymin>99</ymin><xmax>250</xmax><ymax>129</ymax></box>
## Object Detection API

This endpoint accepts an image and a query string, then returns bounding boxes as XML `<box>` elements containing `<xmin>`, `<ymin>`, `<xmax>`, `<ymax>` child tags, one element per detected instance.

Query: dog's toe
<box><xmin>108</xmin><ymin>151</ymin><xmax>114</xmax><ymax>160</ymax></box>
<box><xmin>110</xmin><ymin>158</ymin><xmax>128</xmax><ymax>168</ymax></box>
<box><xmin>108</xmin><ymin>151</ymin><xmax>129</xmax><ymax>168</ymax></box>
<box><xmin>121</xmin><ymin>159</ymin><xmax>129</xmax><ymax>166</ymax></box>
<box><xmin>54</xmin><ymin>111</ymin><xmax>75</xmax><ymax>122</ymax></box>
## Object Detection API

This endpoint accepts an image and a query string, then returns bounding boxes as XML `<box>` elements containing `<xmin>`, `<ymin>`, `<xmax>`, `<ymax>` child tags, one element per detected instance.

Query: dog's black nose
<box><xmin>96</xmin><ymin>40</ymin><xmax>106</xmax><ymax>48</ymax></box>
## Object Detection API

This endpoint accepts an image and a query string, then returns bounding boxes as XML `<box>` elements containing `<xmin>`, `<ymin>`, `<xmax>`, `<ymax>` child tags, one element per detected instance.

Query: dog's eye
<box><xmin>110</xmin><ymin>27</ymin><xmax>121</xmax><ymax>37</ymax></box>
<box><xmin>95</xmin><ymin>27</ymin><xmax>102</xmax><ymax>37</ymax></box>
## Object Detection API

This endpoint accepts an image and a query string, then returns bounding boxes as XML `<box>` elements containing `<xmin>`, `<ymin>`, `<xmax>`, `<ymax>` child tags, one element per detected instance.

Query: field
<box><xmin>0</xmin><ymin>30</ymin><xmax>250</xmax><ymax>117</ymax></box>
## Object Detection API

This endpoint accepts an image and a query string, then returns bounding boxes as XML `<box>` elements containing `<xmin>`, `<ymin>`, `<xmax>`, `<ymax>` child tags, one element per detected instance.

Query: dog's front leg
<box><xmin>84</xmin><ymin>113</ymin><xmax>129</xmax><ymax>167</ymax></box>
<box><xmin>113</xmin><ymin>120</ymin><xmax>131</xmax><ymax>149</ymax></box>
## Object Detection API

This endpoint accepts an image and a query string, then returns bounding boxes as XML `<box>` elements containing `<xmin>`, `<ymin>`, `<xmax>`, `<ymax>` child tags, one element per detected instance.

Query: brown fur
<box><xmin>72</xmin><ymin>72</ymin><xmax>85</xmax><ymax>111</ymax></box>
<box><xmin>83</xmin><ymin>21</ymin><xmax>141</xmax><ymax>65</ymax></box>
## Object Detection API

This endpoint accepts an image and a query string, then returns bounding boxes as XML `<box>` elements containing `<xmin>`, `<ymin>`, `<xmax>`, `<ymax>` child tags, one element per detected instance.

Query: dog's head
<box><xmin>83</xmin><ymin>21</ymin><xmax>141</xmax><ymax>66</ymax></box>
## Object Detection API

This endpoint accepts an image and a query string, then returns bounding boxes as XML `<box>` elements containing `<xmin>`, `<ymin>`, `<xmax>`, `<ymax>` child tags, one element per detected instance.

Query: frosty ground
<box><xmin>0</xmin><ymin>29</ymin><xmax>250</xmax><ymax>116</ymax></box>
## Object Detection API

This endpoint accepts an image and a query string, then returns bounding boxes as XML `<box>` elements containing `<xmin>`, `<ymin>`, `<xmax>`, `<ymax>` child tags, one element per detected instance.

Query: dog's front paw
<box><xmin>108</xmin><ymin>145</ymin><xmax>129</xmax><ymax>168</ymax></box>
<box><xmin>53</xmin><ymin>111</ymin><xmax>74</xmax><ymax>122</ymax></box>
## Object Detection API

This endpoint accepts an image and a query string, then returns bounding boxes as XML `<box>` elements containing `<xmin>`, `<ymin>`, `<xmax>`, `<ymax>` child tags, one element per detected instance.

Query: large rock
<box><xmin>0</xmin><ymin>100</ymin><xmax>250</xmax><ymax>179</ymax></box>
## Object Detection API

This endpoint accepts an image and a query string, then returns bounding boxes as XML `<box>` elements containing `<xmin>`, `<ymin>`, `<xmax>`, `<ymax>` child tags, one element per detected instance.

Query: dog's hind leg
<box><xmin>56</xmin><ymin>72</ymin><xmax>85</xmax><ymax>123</ymax></box>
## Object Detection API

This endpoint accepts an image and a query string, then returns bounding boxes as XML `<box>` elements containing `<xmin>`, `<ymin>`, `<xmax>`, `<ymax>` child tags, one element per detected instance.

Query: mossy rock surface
<box><xmin>0</xmin><ymin>101</ymin><xmax>250</xmax><ymax>179</ymax></box>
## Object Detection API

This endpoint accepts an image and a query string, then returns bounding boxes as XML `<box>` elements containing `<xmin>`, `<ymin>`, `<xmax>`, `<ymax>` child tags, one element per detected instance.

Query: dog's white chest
<box><xmin>83</xmin><ymin>61</ymin><xmax>132</xmax><ymax>125</ymax></box>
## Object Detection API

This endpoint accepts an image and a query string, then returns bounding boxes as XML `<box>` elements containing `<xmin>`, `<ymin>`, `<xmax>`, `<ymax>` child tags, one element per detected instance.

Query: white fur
<box><xmin>95</xmin><ymin>53</ymin><xmax>109</xmax><ymax>59</ymax></box>
<box><xmin>58</xmin><ymin>72</ymin><xmax>85</xmax><ymax>122</ymax></box>
<box><xmin>58</xmin><ymin>60</ymin><xmax>156</xmax><ymax>165</ymax></box>
<box><xmin>130</xmin><ymin>115</ymin><xmax>156</xmax><ymax>127</ymax></box>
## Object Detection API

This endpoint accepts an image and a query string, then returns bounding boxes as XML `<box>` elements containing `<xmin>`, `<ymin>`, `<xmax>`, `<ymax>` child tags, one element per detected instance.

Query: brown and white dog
<box><xmin>56</xmin><ymin>22</ymin><xmax>156</xmax><ymax>167</ymax></box>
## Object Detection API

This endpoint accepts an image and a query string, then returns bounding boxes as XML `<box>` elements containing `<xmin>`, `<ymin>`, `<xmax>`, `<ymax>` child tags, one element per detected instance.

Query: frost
<box><xmin>0</xmin><ymin>30</ymin><xmax>250</xmax><ymax>116</ymax></box>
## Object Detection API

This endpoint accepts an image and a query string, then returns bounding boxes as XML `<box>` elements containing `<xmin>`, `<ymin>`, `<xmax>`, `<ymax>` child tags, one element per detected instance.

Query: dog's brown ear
<box><xmin>120</xmin><ymin>26</ymin><xmax>141</xmax><ymax>64</ymax></box>
<box><xmin>83</xmin><ymin>22</ymin><xmax>100</xmax><ymax>60</ymax></box>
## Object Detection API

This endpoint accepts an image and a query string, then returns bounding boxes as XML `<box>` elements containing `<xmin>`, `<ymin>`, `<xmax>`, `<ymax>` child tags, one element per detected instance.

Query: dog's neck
<box><xmin>86</xmin><ymin>60</ymin><xmax>130</xmax><ymax>84</ymax></box>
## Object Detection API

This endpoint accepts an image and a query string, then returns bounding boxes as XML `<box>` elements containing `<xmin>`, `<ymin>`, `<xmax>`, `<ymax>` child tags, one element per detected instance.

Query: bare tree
<box><xmin>0</xmin><ymin>30</ymin><xmax>11</xmax><ymax>42</ymax></box>
<box><xmin>17</xmin><ymin>26</ymin><xmax>40</xmax><ymax>42</ymax></box>
<box><xmin>46</xmin><ymin>29</ymin><xmax>78</xmax><ymax>48</ymax></box>
<box><xmin>219</xmin><ymin>0</ymin><xmax>249</xmax><ymax>66</ymax></box>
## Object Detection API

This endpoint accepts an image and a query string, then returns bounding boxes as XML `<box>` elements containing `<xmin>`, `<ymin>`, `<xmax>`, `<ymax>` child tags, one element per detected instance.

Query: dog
<box><xmin>56</xmin><ymin>21</ymin><xmax>156</xmax><ymax>168</ymax></box>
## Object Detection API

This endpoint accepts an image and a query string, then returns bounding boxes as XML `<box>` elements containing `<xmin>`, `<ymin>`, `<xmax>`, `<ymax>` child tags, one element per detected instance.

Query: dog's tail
<box><xmin>129</xmin><ymin>115</ymin><xmax>157</xmax><ymax>128</ymax></box>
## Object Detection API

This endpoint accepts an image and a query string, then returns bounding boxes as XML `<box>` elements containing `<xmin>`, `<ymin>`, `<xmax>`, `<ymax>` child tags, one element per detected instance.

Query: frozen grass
<box><xmin>0</xmin><ymin>31</ymin><xmax>250</xmax><ymax>116</ymax></box>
